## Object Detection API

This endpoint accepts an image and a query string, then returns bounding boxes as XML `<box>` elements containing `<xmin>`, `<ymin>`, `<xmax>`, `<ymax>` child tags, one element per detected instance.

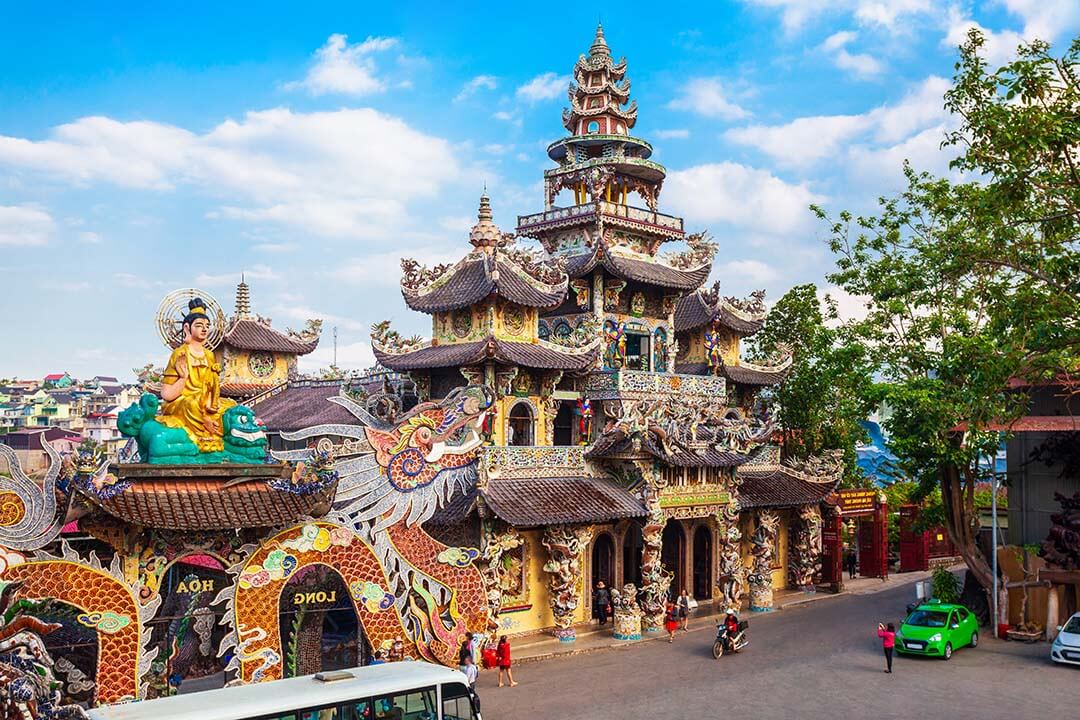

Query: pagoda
<box><xmin>374</xmin><ymin>193</ymin><xmax>599</xmax><ymax>446</ymax></box>
<box><xmin>218</xmin><ymin>278</ymin><xmax>322</xmax><ymax>399</ymax></box>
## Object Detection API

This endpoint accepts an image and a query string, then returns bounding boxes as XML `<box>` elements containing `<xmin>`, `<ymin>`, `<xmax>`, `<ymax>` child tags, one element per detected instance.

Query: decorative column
<box><xmin>639</xmin><ymin>487</ymin><xmax>671</xmax><ymax>632</ymax></box>
<box><xmin>790</xmin><ymin>505</ymin><xmax>823</xmax><ymax>592</ymax></box>
<box><xmin>748</xmin><ymin>510</ymin><xmax>780</xmax><ymax>612</ymax></box>
<box><xmin>541</xmin><ymin>525</ymin><xmax>592</xmax><ymax>642</ymax></box>
<box><xmin>609</xmin><ymin>583</ymin><xmax>643</xmax><ymax>640</ymax></box>
<box><xmin>479</xmin><ymin>520</ymin><xmax>524</xmax><ymax>630</ymax></box>
<box><xmin>714</xmin><ymin>502</ymin><xmax>746</xmax><ymax>610</ymax></box>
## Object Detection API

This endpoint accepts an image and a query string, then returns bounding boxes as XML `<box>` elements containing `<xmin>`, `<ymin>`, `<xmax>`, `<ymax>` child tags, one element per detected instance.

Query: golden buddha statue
<box><xmin>159</xmin><ymin>298</ymin><xmax>236</xmax><ymax>453</ymax></box>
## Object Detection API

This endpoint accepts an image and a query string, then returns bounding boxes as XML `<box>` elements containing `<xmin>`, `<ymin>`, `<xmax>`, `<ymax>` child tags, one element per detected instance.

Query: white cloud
<box><xmin>515</xmin><ymin>72</ymin><xmax>569</xmax><ymax>102</ymax></box>
<box><xmin>54</xmin><ymin>281</ymin><xmax>91</xmax><ymax>292</ymax></box>
<box><xmin>439</xmin><ymin>215</ymin><xmax>474</xmax><ymax>233</ymax></box>
<box><xmin>819</xmin><ymin>31</ymin><xmax>884</xmax><ymax>79</ymax></box>
<box><xmin>667</xmin><ymin>78</ymin><xmax>749</xmax><ymax>120</ymax></box>
<box><xmin>269</xmin><ymin>303</ymin><xmax>367</xmax><ymax>333</ymax></box>
<box><xmin>714</xmin><ymin>259</ymin><xmax>778</xmax><ymax>285</ymax></box>
<box><xmin>77</xmin><ymin>230</ymin><xmax>103</xmax><ymax>244</ymax></box>
<box><xmin>848</xmin><ymin>123</ymin><xmax>956</xmax><ymax>185</ymax></box>
<box><xmin>654</xmin><ymin>129</ymin><xmax>690</xmax><ymax>139</ymax></box>
<box><xmin>455</xmin><ymin>75</ymin><xmax>497</xmax><ymax>102</ymax></box>
<box><xmin>819</xmin><ymin>284</ymin><xmax>871</xmax><ymax>325</ymax></box>
<box><xmin>195</xmin><ymin>264</ymin><xmax>279</xmax><ymax>287</ymax></box>
<box><xmin>726</xmin><ymin>114</ymin><xmax>870</xmax><ymax>167</ymax></box>
<box><xmin>301</xmin><ymin>340</ymin><xmax>376</xmax><ymax>372</ymax></box>
<box><xmin>744</xmin><ymin>0</ymin><xmax>936</xmax><ymax>33</ymax></box>
<box><xmin>0</xmin><ymin>108</ymin><xmax>461</xmax><ymax>239</ymax></box>
<box><xmin>493</xmin><ymin>111</ymin><xmax>514</xmax><ymax>121</ymax></box>
<box><xmin>725</xmin><ymin>76</ymin><xmax>949</xmax><ymax>167</ymax></box>
<box><xmin>996</xmin><ymin>0</ymin><xmax>1080</xmax><ymax>42</ymax></box>
<box><xmin>942</xmin><ymin>8</ymin><xmax>1028</xmax><ymax>67</ymax></box>
<box><xmin>664</xmin><ymin>162</ymin><xmax>824</xmax><ymax>235</ymax></box>
<box><xmin>0</xmin><ymin>205</ymin><xmax>55</xmax><ymax>246</ymax></box>
<box><xmin>252</xmin><ymin>242</ymin><xmax>298</xmax><ymax>253</ymax></box>
<box><xmin>286</xmin><ymin>34</ymin><xmax>398</xmax><ymax>96</ymax></box>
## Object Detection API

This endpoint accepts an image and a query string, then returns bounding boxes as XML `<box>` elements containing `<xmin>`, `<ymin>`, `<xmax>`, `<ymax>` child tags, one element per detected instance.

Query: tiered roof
<box><xmin>736</xmin><ymin>451</ymin><xmax>843</xmax><ymax>509</ymax></box>
<box><xmin>376</xmin><ymin>194</ymin><xmax>601</xmax><ymax>373</ymax></box>
<box><xmin>400</xmin><ymin>194</ymin><xmax>568</xmax><ymax>313</ymax></box>
<box><xmin>562</xmin><ymin>24</ymin><xmax>637</xmax><ymax>134</ymax></box>
<box><xmin>675</xmin><ymin>282</ymin><xmax>769</xmax><ymax>335</ymax></box>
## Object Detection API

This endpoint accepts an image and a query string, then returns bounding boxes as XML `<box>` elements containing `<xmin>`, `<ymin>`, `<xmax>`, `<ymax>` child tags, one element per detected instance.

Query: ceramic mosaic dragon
<box><xmin>271</xmin><ymin>385</ymin><xmax>495</xmax><ymax>664</ymax></box>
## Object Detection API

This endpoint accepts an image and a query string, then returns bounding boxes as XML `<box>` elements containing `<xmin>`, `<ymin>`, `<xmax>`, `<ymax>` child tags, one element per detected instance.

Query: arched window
<box><xmin>586</xmin><ymin>120</ymin><xmax>600</xmax><ymax>134</ymax></box>
<box><xmin>507</xmin><ymin>402</ymin><xmax>534</xmax><ymax>446</ymax></box>
<box><xmin>615</xmin><ymin>122</ymin><xmax>625</xmax><ymax>135</ymax></box>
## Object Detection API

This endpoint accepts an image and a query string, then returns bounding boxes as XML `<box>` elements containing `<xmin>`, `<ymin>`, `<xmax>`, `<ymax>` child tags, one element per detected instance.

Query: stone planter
<box><xmin>613</xmin><ymin>610</ymin><xmax>642</xmax><ymax>641</ymax></box>
<box><xmin>553</xmin><ymin>627</ymin><xmax>577</xmax><ymax>643</ymax></box>
<box><xmin>749</xmin><ymin>583</ymin><xmax>774</xmax><ymax>612</ymax></box>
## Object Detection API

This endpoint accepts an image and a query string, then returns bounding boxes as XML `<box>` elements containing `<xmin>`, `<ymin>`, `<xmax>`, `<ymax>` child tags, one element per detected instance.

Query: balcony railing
<box><xmin>480</xmin><ymin>445</ymin><xmax>589</xmax><ymax>480</ymax></box>
<box><xmin>517</xmin><ymin>202</ymin><xmax>684</xmax><ymax>235</ymax></box>
<box><xmin>584</xmin><ymin>369</ymin><xmax>727</xmax><ymax>399</ymax></box>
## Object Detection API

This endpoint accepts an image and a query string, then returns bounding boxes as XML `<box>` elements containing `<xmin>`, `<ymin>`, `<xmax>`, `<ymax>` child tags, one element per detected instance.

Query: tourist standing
<box><xmin>593</xmin><ymin>581</ymin><xmax>612</xmax><ymax>626</ymax></box>
<box><xmin>847</xmin><ymin>548</ymin><xmax>858</xmax><ymax>579</ymax></box>
<box><xmin>677</xmin><ymin>588</ymin><xmax>691</xmax><ymax>632</ymax></box>
<box><xmin>496</xmin><ymin>636</ymin><xmax>517</xmax><ymax>687</ymax></box>
<box><xmin>877</xmin><ymin>622</ymin><xmax>896</xmax><ymax>673</ymax></box>
<box><xmin>462</xmin><ymin>655</ymin><xmax>479</xmax><ymax>689</ymax></box>
<box><xmin>664</xmin><ymin>601</ymin><xmax>679</xmax><ymax>643</ymax></box>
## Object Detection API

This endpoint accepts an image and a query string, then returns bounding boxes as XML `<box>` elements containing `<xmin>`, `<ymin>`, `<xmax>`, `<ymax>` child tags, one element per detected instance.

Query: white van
<box><xmin>86</xmin><ymin>664</ymin><xmax>481</xmax><ymax>720</ymax></box>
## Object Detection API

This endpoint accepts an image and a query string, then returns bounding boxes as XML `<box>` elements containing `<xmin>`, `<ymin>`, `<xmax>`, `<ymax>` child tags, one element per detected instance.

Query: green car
<box><xmin>895</xmin><ymin>603</ymin><xmax>979</xmax><ymax>660</ymax></box>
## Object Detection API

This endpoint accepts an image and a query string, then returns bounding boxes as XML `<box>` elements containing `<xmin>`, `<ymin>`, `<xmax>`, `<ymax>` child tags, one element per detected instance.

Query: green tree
<box><xmin>817</xmin><ymin>31</ymin><xmax>1079</xmax><ymax>592</ymax></box>
<box><xmin>751</xmin><ymin>284</ymin><xmax>878</xmax><ymax>485</ymax></box>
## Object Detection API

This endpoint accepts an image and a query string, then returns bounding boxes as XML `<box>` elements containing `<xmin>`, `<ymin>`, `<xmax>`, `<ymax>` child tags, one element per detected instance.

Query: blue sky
<box><xmin>1</xmin><ymin>1</ymin><xmax>1078</xmax><ymax>380</ymax></box>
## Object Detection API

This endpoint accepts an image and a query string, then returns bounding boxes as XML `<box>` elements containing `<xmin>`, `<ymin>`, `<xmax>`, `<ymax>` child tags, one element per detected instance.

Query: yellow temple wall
<box><xmin>222</xmin><ymin>347</ymin><xmax>291</xmax><ymax>387</ymax></box>
<box><xmin>739</xmin><ymin>510</ymin><xmax>793</xmax><ymax>592</ymax></box>
<box><xmin>495</xmin><ymin>529</ymin><xmax>588</xmax><ymax>637</ymax></box>
<box><xmin>680</xmin><ymin>328</ymin><xmax>740</xmax><ymax>366</ymax></box>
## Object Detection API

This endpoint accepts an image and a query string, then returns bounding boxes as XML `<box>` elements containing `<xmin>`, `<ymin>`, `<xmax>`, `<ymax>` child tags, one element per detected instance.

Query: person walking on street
<box><xmin>593</xmin><ymin>581</ymin><xmax>612</xmax><ymax>626</ymax></box>
<box><xmin>496</xmin><ymin>636</ymin><xmax>517</xmax><ymax>687</ymax></box>
<box><xmin>664</xmin><ymin>601</ymin><xmax>679</xmax><ymax>643</ymax></box>
<box><xmin>847</xmin><ymin>549</ymin><xmax>858</xmax><ymax>579</ymax></box>
<box><xmin>677</xmin><ymin>588</ymin><xmax>691</xmax><ymax>632</ymax></box>
<box><xmin>462</xmin><ymin>655</ymin><xmax>479</xmax><ymax>689</ymax></box>
<box><xmin>877</xmin><ymin>622</ymin><xmax>896</xmax><ymax>673</ymax></box>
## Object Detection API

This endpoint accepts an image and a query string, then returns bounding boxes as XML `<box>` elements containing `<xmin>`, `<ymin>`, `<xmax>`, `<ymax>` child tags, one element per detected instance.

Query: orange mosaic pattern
<box><xmin>0</xmin><ymin>493</ymin><xmax>26</xmax><ymax>527</ymax></box>
<box><xmin>388</xmin><ymin>523</ymin><xmax>488</xmax><ymax>635</ymax></box>
<box><xmin>5</xmin><ymin>559</ymin><xmax>143</xmax><ymax>704</ymax></box>
<box><xmin>232</xmin><ymin>522</ymin><xmax>414</xmax><ymax>683</ymax></box>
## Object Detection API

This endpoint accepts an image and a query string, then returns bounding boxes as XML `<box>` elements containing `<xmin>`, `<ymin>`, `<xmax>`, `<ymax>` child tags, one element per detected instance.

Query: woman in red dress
<box><xmin>664</xmin><ymin>601</ymin><xmax>679</xmax><ymax>643</ymax></box>
<box><xmin>496</xmin><ymin>636</ymin><xmax>518</xmax><ymax>687</ymax></box>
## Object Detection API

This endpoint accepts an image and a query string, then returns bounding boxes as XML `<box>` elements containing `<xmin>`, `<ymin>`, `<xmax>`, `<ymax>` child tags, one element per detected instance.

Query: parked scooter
<box><xmin>713</xmin><ymin>610</ymin><xmax>749</xmax><ymax>659</ymax></box>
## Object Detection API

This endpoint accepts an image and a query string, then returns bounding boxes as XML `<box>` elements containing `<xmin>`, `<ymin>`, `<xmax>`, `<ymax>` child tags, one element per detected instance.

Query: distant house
<box><xmin>42</xmin><ymin>372</ymin><xmax>73</xmax><ymax>389</ymax></box>
<box><xmin>84</xmin><ymin>406</ymin><xmax>124</xmax><ymax>461</ymax></box>
<box><xmin>1</xmin><ymin>427</ymin><xmax>82</xmax><ymax>473</ymax></box>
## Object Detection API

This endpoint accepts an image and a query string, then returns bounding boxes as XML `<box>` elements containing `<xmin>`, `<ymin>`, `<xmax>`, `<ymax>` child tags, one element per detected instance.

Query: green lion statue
<box><xmin>119</xmin><ymin>393</ymin><xmax>267</xmax><ymax>464</ymax></box>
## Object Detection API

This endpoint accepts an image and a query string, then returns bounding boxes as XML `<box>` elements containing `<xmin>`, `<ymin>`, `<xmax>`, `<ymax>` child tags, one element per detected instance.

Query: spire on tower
<box><xmin>469</xmin><ymin>192</ymin><xmax>505</xmax><ymax>249</ymax></box>
<box><xmin>590</xmin><ymin>23</ymin><xmax>610</xmax><ymax>57</ymax></box>
<box><xmin>235</xmin><ymin>276</ymin><xmax>251</xmax><ymax>318</ymax></box>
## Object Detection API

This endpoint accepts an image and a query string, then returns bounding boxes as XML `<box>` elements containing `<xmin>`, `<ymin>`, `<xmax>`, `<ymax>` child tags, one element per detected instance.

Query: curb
<box><xmin>779</xmin><ymin>591</ymin><xmax>850</xmax><ymax>609</ymax></box>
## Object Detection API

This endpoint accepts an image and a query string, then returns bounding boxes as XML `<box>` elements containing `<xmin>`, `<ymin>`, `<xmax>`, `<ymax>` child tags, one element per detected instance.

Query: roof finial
<box><xmin>590</xmin><ymin>22</ymin><xmax>609</xmax><ymax>56</ymax></box>
<box><xmin>470</xmin><ymin>191</ymin><xmax>502</xmax><ymax>249</ymax></box>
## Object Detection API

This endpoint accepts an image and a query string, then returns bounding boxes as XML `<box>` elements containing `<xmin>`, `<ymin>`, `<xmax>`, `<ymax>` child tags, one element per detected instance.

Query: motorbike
<box><xmin>713</xmin><ymin>618</ymin><xmax>749</xmax><ymax>659</ymax></box>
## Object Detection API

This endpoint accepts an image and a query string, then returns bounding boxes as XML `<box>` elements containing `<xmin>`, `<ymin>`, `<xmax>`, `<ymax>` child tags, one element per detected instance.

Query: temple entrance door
<box><xmin>661</xmin><ymin>521</ymin><xmax>686</xmax><ymax>599</ymax></box>
<box><xmin>592</xmin><ymin>533</ymin><xmax>615</xmax><ymax>589</ymax></box>
<box><xmin>692</xmin><ymin>525</ymin><xmax>712</xmax><ymax>600</ymax></box>
<box><xmin>553</xmin><ymin>401</ymin><xmax>575</xmax><ymax>446</ymax></box>
<box><xmin>507</xmin><ymin>403</ymin><xmax>534</xmax><ymax>446</ymax></box>
<box><xmin>146</xmin><ymin>555</ymin><xmax>230</xmax><ymax>697</ymax></box>
<box><xmin>622</xmin><ymin>524</ymin><xmax>644</xmax><ymax>587</ymax></box>
<box><xmin>279</xmin><ymin>565</ymin><xmax>369</xmax><ymax>677</ymax></box>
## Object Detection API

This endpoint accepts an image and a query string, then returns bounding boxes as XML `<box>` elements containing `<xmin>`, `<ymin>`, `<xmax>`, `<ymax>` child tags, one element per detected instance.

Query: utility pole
<box><xmin>992</xmin><ymin>470</ymin><xmax>999</xmax><ymax>635</ymax></box>
<box><xmin>333</xmin><ymin>326</ymin><xmax>338</xmax><ymax>367</ymax></box>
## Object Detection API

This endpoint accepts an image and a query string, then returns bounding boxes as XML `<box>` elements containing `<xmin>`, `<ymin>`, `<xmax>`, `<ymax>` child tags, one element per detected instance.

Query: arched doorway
<box><xmin>692</xmin><ymin>525</ymin><xmax>713</xmax><ymax>600</ymax></box>
<box><xmin>661</xmin><ymin>521</ymin><xmax>686</xmax><ymax>599</ymax></box>
<box><xmin>146</xmin><ymin>554</ymin><xmax>230</xmax><ymax>697</ymax></box>
<box><xmin>622</xmin><ymin>524</ymin><xmax>644</xmax><ymax>588</ymax></box>
<box><xmin>591</xmin><ymin>533</ymin><xmax>615</xmax><ymax>589</ymax></box>
<box><xmin>39</xmin><ymin>600</ymin><xmax>98</xmax><ymax>706</ymax></box>
<box><xmin>279</xmin><ymin>565</ymin><xmax>369</xmax><ymax>676</ymax></box>
<box><xmin>507</xmin><ymin>402</ymin><xmax>534</xmax><ymax>446</ymax></box>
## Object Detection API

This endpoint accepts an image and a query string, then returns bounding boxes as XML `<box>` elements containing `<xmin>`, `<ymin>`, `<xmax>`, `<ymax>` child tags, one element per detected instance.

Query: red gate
<box><xmin>838</xmin><ymin>489</ymin><xmax>888</xmax><ymax>580</ymax></box>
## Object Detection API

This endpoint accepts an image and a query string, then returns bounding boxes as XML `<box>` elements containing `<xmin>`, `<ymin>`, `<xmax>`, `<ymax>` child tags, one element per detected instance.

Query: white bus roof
<box><xmin>86</xmin><ymin>664</ymin><xmax>469</xmax><ymax>720</ymax></box>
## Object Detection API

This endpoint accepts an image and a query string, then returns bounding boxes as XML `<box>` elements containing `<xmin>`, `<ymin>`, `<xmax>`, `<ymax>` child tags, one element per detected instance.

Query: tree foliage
<box><xmin>751</xmin><ymin>284</ymin><xmax>877</xmax><ymax>486</ymax></box>
<box><xmin>816</xmin><ymin>30</ymin><xmax>1079</xmax><ymax>591</ymax></box>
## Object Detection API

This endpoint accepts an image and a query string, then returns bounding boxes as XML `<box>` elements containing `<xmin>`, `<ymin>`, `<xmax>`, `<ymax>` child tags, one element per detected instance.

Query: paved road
<box><xmin>477</xmin><ymin>581</ymin><xmax>1076</xmax><ymax>720</ymax></box>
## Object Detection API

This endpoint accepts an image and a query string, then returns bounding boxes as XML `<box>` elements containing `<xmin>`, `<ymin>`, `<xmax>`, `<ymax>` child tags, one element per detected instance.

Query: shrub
<box><xmin>931</xmin><ymin>566</ymin><xmax>961</xmax><ymax>604</ymax></box>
